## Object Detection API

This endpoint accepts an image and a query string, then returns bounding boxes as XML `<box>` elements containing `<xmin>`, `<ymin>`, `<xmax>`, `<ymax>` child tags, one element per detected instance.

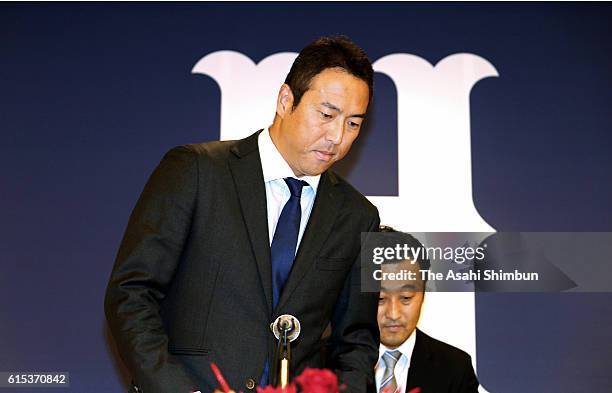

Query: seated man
<box><xmin>375</xmin><ymin>228</ymin><xmax>479</xmax><ymax>393</ymax></box>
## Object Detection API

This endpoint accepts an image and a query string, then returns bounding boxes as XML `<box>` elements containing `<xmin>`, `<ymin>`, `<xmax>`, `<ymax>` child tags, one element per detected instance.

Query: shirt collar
<box><xmin>258</xmin><ymin>128</ymin><xmax>321</xmax><ymax>192</ymax></box>
<box><xmin>377</xmin><ymin>328</ymin><xmax>417</xmax><ymax>366</ymax></box>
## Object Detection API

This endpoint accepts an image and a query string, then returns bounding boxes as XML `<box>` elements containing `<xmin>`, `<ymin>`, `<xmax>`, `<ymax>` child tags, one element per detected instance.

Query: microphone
<box><xmin>270</xmin><ymin>314</ymin><xmax>301</xmax><ymax>388</ymax></box>
<box><xmin>270</xmin><ymin>314</ymin><xmax>301</xmax><ymax>342</ymax></box>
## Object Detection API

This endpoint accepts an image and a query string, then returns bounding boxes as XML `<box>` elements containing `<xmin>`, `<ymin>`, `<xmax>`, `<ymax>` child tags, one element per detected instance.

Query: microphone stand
<box><xmin>270</xmin><ymin>315</ymin><xmax>300</xmax><ymax>389</ymax></box>
<box><xmin>272</xmin><ymin>319</ymin><xmax>292</xmax><ymax>388</ymax></box>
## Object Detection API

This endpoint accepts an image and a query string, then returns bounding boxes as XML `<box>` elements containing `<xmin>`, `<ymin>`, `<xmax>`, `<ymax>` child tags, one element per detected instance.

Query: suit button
<box><xmin>245</xmin><ymin>378</ymin><xmax>256</xmax><ymax>390</ymax></box>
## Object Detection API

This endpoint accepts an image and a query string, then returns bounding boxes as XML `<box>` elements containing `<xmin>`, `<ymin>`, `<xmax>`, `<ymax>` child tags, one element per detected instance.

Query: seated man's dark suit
<box><xmin>104</xmin><ymin>131</ymin><xmax>380</xmax><ymax>393</ymax></box>
<box><xmin>406</xmin><ymin>329</ymin><xmax>479</xmax><ymax>393</ymax></box>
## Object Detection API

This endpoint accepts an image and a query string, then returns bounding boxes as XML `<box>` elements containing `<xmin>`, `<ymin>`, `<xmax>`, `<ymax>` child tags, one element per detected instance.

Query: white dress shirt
<box><xmin>258</xmin><ymin>128</ymin><xmax>320</xmax><ymax>248</ymax></box>
<box><xmin>375</xmin><ymin>329</ymin><xmax>417</xmax><ymax>393</ymax></box>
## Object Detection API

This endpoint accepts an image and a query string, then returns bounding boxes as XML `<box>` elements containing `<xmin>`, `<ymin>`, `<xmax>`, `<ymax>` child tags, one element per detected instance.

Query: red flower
<box><xmin>294</xmin><ymin>368</ymin><xmax>340</xmax><ymax>393</ymax></box>
<box><xmin>256</xmin><ymin>384</ymin><xmax>297</xmax><ymax>393</ymax></box>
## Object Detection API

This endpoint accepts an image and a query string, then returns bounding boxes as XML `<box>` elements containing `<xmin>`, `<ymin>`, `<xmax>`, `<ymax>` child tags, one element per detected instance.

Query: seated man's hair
<box><xmin>378</xmin><ymin>225</ymin><xmax>431</xmax><ymax>272</ymax></box>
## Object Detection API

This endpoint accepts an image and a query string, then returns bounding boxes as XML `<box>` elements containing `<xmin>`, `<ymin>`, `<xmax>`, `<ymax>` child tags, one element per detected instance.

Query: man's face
<box><xmin>273</xmin><ymin>67</ymin><xmax>370</xmax><ymax>177</ymax></box>
<box><xmin>377</xmin><ymin>260</ymin><xmax>424</xmax><ymax>349</ymax></box>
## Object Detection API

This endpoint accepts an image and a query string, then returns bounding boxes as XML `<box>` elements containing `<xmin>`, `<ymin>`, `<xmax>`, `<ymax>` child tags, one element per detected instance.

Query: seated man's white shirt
<box><xmin>375</xmin><ymin>329</ymin><xmax>416</xmax><ymax>393</ymax></box>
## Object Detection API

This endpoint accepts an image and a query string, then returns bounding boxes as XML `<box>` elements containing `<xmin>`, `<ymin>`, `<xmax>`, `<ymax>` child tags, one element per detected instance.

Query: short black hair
<box><xmin>378</xmin><ymin>225</ymin><xmax>431</xmax><ymax>273</ymax></box>
<box><xmin>284</xmin><ymin>35</ymin><xmax>374</xmax><ymax>110</ymax></box>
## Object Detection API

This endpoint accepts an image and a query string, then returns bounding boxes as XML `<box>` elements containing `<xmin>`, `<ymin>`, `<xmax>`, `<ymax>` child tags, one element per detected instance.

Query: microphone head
<box><xmin>270</xmin><ymin>314</ymin><xmax>301</xmax><ymax>342</ymax></box>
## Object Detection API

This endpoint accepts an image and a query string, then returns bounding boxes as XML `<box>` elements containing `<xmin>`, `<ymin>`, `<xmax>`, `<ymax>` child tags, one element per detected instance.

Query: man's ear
<box><xmin>276</xmin><ymin>84</ymin><xmax>294</xmax><ymax>118</ymax></box>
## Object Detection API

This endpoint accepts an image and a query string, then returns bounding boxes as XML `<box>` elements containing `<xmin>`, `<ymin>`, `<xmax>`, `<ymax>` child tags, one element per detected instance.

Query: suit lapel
<box><xmin>276</xmin><ymin>170</ymin><xmax>343</xmax><ymax>311</ymax></box>
<box><xmin>228</xmin><ymin>131</ymin><xmax>273</xmax><ymax>314</ymax></box>
<box><xmin>406</xmin><ymin>329</ymin><xmax>434</xmax><ymax>391</ymax></box>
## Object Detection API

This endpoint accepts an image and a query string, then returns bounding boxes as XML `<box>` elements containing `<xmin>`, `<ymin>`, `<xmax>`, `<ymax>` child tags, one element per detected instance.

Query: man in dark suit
<box><xmin>104</xmin><ymin>36</ymin><xmax>380</xmax><ymax>393</ymax></box>
<box><xmin>375</xmin><ymin>229</ymin><xmax>479</xmax><ymax>393</ymax></box>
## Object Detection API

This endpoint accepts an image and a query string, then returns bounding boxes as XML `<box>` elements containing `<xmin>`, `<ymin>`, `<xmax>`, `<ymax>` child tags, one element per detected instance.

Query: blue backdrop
<box><xmin>1</xmin><ymin>3</ymin><xmax>611</xmax><ymax>392</ymax></box>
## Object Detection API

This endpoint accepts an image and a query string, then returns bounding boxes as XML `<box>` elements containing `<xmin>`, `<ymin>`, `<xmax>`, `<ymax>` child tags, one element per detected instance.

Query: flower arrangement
<box><xmin>210</xmin><ymin>363</ymin><xmax>420</xmax><ymax>393</ymax></box>
<box><xmin>256</xmin><ymin>368</ymin><xmax>339</xmax><ymax>393</ymax></box>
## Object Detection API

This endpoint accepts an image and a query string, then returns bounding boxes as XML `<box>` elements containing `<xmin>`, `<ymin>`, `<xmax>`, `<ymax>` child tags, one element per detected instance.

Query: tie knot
<box><xmin>382</xmin><ymin>350</ymin><xmax>401</xmax><ymax>369</ymax></box>
<box><xmin>284</xmin><ymin>177</ymin><xmax>308</xmax><ymax>198</ymax></box>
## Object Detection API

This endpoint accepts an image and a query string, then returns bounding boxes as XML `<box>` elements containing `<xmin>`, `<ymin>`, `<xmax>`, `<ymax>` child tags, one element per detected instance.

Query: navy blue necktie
<box><xmin>261</xmin><ymin>177</ymin><xmax>307</xmax><ymax>387</ymax></box>
<box><xmin>270</xmin><ymin>177</ymin><xmax>308</xmax><ymax>308</ymax></box>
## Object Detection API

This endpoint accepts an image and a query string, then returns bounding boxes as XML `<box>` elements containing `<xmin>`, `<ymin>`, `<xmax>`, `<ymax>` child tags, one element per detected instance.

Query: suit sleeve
<box><xmin>457</xmin><ymin>355</ymin><xmax>480</xmax><ymax>393</ymax></box>
<box><xmin>327</xmin><ymin>212</ymin><xmax>381</xmax><ymax>393</ymax></box>
<box><xmin>104</xmin><ymin>146</ymin><xmax>200</xmax><ymax>393</ymax></box>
